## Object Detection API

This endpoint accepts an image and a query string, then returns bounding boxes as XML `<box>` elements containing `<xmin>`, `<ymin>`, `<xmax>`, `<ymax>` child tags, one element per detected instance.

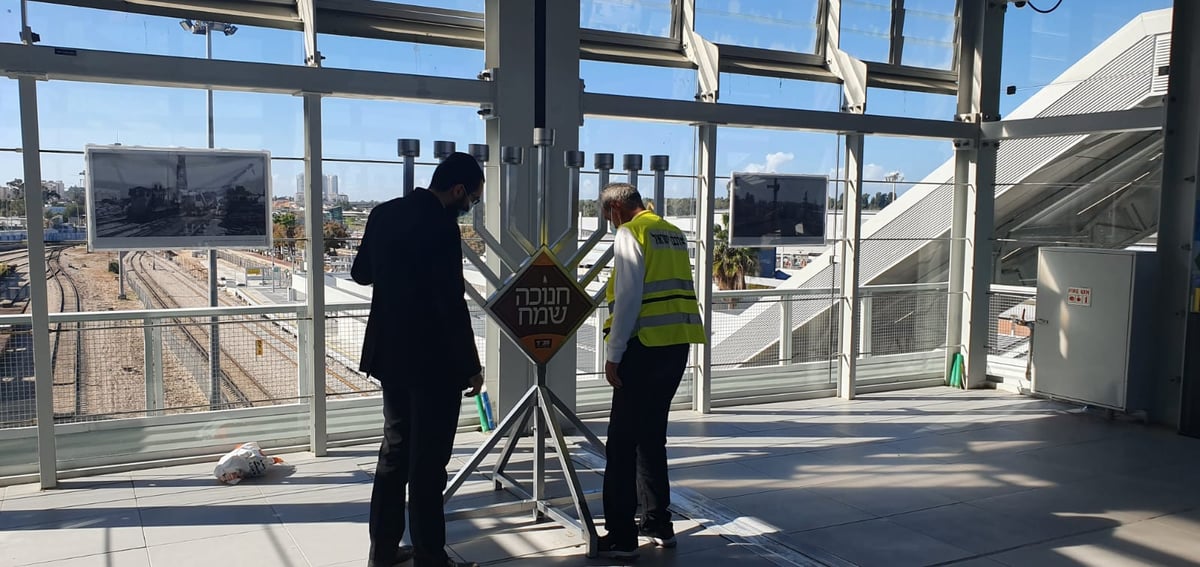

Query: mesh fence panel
<box><xmin>0</xmin><ymin>323</ymin><xmax>35</xmax><ymax>429</ymax></box>
<box><xmin>989</xmin><ymin>289</ymin><xmax>1036</xmax><ymax>359</ymax></box>
<box><xmin>325</xmin><ymin>305</ymin><xmax>378</xmax><ymax>400</ymax></box>
<box><xmin>860</xmin><ymin>289</ymin><xmax>949</xmax><ymax>357</ymax></box>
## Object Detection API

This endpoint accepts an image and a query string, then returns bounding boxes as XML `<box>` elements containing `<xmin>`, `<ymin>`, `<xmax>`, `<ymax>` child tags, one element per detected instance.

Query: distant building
<box><xmin>43</xmin><ymin>180</ymin><xmax>66</xmax><ymax>195</ymax></box>
<box><xmin>324</xmin><ymin>206</ymin><xmax>344</xmax><ymax>224</ymax></box>
<box><xmin>296</xmin><ymin>173</ymin><xmax>341</xmax><ymax>205</ymax></box>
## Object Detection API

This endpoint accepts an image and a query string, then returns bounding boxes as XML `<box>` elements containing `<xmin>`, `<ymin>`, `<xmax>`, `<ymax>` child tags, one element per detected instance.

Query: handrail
<box><xmin>713</xmin><ymin>282</ymin><xmax>948</xmax><ymax>300</ymax></box>
<box><xmin>990</xmin><ymin>284</ymin><xmax>1036</xmax><ymax>295</ymax></box>
<box><xmin>45</xmin><ymin>303</ymin><xmax>307</xmax><ymax>324</ymax></box>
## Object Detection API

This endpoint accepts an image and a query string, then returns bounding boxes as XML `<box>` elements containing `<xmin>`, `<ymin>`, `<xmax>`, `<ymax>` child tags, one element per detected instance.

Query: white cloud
<box><xmin>828</xmin><ymin>163</ymin><xmax>902</xmax><ymax>182</ymax></box>
<box><xmin>863</xmin><ymin>164</ymin><xmax>888</xmax><ymax>181</ymax></box>
<box><xmin>744</xmin><ymin>151</ymin><xmax>795</xmax><ymax>173</ymax></box>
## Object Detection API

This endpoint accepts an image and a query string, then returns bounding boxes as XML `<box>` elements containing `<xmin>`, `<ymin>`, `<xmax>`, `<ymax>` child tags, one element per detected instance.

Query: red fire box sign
<box><xmin>1066</xmin><ymin>287</ymin><xmax>1092</xmax><ymax>307</ymax></box>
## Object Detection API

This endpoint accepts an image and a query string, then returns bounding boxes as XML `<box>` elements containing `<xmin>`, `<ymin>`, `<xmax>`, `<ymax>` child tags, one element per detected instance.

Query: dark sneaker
<box><xmin>367</xmin><ymin>545</ymin><xmax>414</xmax><ymax>566</ymax></box>
<box><xmin>639</xmin><ymin>522</ymin><xmax>677</xmax><ymax>548</ymax></box>
<box><xmin>597</xmin><ymin>534</ymin><xmax>640</xmax><ymax>560</ymax></box>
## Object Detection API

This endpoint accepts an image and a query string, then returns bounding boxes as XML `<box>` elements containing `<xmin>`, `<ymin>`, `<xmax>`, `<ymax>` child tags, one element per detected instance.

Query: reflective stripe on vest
<box><xmin>604</xmin><ymin>211</ymin><xmax>706</xmax><ymax>347</ymax></box>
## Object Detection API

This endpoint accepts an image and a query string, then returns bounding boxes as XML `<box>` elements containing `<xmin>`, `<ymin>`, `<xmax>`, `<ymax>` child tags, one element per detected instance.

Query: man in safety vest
<box><xmin>596</xmin><ymin>182</ymin><xmax>706</xmax><ymax>560</ymax></box>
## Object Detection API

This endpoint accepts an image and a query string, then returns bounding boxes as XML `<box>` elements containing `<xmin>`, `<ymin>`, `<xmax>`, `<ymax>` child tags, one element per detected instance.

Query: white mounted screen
<box><xmin>728</xmin><ymin>172</ymin><xmax>828</xmax><ymax>247</ymax></box>
<box><xmin>86</xmin><ymin>145</ymin><xmax>272</xmax><ymax>251</ymax></box>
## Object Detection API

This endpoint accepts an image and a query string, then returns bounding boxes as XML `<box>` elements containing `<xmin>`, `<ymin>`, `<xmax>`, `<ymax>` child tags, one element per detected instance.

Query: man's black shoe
<box><xmin>638</xmin><ymin>522</ymin><xmax>677</xmax><ymax>548</ymax></box>
<box><xmin>597</xmin><ymin>534</ymin><xmax>640</xmax><ymax>560</ymax></box>
<box><xmin>367</xmin><ymin>545</ymin><xmax>414</xmax><ymax>566</ymax></box>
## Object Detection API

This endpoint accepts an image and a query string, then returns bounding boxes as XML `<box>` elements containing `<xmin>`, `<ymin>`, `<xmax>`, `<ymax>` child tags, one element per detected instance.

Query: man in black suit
<box><xmin>352</xmin><ymin>152</ymin><xmax>486</xmax><ymax>567</ymax></box>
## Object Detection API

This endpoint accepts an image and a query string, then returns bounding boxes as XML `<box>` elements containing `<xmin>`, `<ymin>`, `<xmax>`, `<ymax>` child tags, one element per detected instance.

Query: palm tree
<box><xmin>712</xmin><ymin>214</ymin><xmax>758</xmax><ymax>291</ymax></box>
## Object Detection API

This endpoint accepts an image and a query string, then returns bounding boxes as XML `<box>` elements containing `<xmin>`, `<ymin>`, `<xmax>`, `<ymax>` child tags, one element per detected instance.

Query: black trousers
<box><xmin>602</xmin><ymin>339</ymin><xmax>690</xmax><ymax>540</ymax></box>
<box><xmin>369</xmin><ymin>381</ymin><xmax>462</xmax><ymax>566</ymax></box>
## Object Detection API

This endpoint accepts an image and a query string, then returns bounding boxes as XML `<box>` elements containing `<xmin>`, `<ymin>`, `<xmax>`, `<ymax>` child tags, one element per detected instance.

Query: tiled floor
<box><xmin>3</xmin><ymin>387</ymin><xmax>1200</xmax><ymax>566</ymax></box>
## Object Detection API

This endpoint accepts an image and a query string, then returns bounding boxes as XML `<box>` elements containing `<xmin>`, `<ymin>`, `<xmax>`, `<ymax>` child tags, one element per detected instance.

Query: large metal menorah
<box><xmin>393</xmin><ymin>134</ymin><xmax>671</xmax><ymax>557</ymax></box>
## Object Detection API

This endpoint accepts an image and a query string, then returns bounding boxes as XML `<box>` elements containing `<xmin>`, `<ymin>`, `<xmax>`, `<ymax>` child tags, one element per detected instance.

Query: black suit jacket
<box><xmin>351</xmin><ymin>188</ymin><xmax>482</xmax><ymax>389</ymax></box>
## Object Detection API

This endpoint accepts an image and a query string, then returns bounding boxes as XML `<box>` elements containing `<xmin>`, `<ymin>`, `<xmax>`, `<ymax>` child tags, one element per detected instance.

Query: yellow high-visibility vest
<box><xmin>604</xmin><ymin>211</ymin><xmax>706</xmax><ymax>347</ymax></box>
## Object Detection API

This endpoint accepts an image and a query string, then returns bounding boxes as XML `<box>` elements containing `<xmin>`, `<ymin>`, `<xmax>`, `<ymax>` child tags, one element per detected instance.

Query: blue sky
<box><xmin>0</xmin><ymin>0</ymin><xmax>1175</xmax><ymax>203</ymax></box>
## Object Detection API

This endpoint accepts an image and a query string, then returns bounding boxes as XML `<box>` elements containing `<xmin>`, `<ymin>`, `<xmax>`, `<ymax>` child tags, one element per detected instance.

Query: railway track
<box><xmin>129</xmin><ymin>251</ymin><xmax>266</xmax><ymax>408</ymax></box>
<box><xmin>166</xmin><ymin>252</ymin><xmax>372</xmax><ymax>397</ymax></box>
<box><xmin>46</xmin><ymin>246</ymin><xmax>83</xmax><ymax>416</ymax></box>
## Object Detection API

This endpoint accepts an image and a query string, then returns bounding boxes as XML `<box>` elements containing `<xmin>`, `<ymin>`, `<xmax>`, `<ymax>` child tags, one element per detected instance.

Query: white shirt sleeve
<box><xmin>605</xmin><ymin>226</ymin><xmax>645</xmax><ymax>364</ymax></box>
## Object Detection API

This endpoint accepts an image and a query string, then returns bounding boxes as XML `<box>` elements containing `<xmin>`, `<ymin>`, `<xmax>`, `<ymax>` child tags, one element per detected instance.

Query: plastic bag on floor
<box><xmin>214</xmin><ymin>442</ymin><xmax>284</xmax><ymax>485</ymax></box>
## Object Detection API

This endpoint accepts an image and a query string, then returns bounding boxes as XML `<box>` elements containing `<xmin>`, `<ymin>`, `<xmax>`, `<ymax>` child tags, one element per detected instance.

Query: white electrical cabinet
<box><xmin>1031</xmin><ymin>248</ymin><xmax>1157</xmax><ymax>413</ymax></box>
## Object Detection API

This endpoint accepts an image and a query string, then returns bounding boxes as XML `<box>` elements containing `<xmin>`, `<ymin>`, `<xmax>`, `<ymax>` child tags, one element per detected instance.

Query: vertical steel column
<box><xmin>19</xmin><ymin>76</ymin><xmax>56</xmax><ymax>489</ymax></box>
<box><xmin>206</xmin><ymin>27</ymin><xmax>222</xmax><ymax>409</ymax></box>
<box><xmin>118</xmin><ymin>250</ymin><xmax>127</xmax><ymax>299</ymax></box>
<box><xmin>623</xmin><ymin>154</ymin><xmax>642</xmax><ymax>190</ymax></box>
<box><xmin>398</xmin><ymin>138</ymin><xmax>420</xmax><ymax>197</ymax></box>
<box><xmin>948</xmin><ymin>0</ymin><xmax>1004</xmax><ymax>389</ymax></box>
<box><xmin>838</xmin><ymin>133</ymin><xmax>865</xmax><ymax>400</ymax></box>
<box><xmin>302</xmin><ymin>92</ymin><xmax>327</xmax><ymax>455</ymax></box>
<box><xmin>779</xmin><ymin>293</ymin><xmax>793</xmax><ymax>365</ymax></box>
<box><xmin>860</xmin><ymin>294</ymin><xmax>873</xmax><ymax>358</ymax></box>
<box><xmin>485</xmin><ymin>0</ymin><xmax>537</xmax><ymax>421</ymax></box>
<box><xmin>144</xmin><ymin>320</ymin><xmax>163</xmax><ymax>416</ymax></box>
<box><xmin>650</xmin><ymin>155</ymin><xmax>669</xmax><ymax>214</ymax></box>
<box><xmin>694</xmin><ymin>124</ymin><xmax>718</xmax><ymax>413</ymax></box>
<box><xmin>1157</xmin><ymin>1</ymin><xmax>1200</xmax><ymax>431</ymax></box>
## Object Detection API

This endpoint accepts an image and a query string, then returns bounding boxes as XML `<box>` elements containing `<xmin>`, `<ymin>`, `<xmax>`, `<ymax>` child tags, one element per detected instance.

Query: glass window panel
<box><xmin>322</xmin><ymin>99</ymin><xmax>484</xmax><ymax>163</ymax></box>
<box><xmin>866</xmin><ymin>87</ymin><xmax>955</xmax><ymax>120</ymax></box>
<box><xmin>212</xmin><ymin>92</ymin><xmax>303</xmax><ymax>158</ymax></box>
<box><xmin>719</xmin><ymin>73</ymin><xmax>841</xmax><ymax>112</ymax></box>
<box><xmin>992</xmin><ymin>134</ymin><xmax>1162</xmax><ymax>285</ymax></box>
<box><xmin>318</xmin><ymin>35</ymin><xmax>483</xmax><ymax>80</ymax></box>
<box><xmin>695</xmin><ymin>0</ymin><xmax>820</xmax><ymax>53</ymax></box>
<box><xmin>1</xmin><ymin>77</ymin><xmax>17</xmax><ymax>148</ymax></box>
<box><xmin>321</xmin><ymin>160</ymin><xmax>413</xmax><ymax>205</ymax></box>
<box><xmin>861</xmin><ymin>136</ymin><xmax>951</xmax><ymax>192</ymax></box>
<box><xmin>38</xmin><ymin>82</ymin><xmax>207</xmax><ymax>151</ymax></box>
<box><xmin>579</xmin><ymin>118</ymin><xmax>695</xmax><ymax>204</ymax></box>
<box><xmin>582</xmin><ymin>0</ymin><xmax>673</xmax><ymax>37</ymax></box>
<box><xmin>582</xmin><ymin>60</ymin><xmax>696</xmax><ymax>100</ymax></box>
<box><xmin>2</xmin><ymin>0</ymin><xmax>18</xmax><ymax>43</ymax></box>
<box><xmin>840</xmin><ymin>0</ymin><xmax>892</xmax><ymax>63</ymax></box>
<box><xmin>1000</xmin><ymin>0</ymin><xmax>1172</xmax><ymax>117</ymax></box>
<box><xmin>900</xmin><ymin>0</ymin><xmax>957</xmax><ymax>70</ymax></box>
<box><xmin>717</xmin><ymin>128</ymin><xmax>840</xmax><ymax>180</ymax></box>
<box><xmin>28</xmin><ymin>2</ymin><xmax>304</xmax><ymax>64</ymax></box>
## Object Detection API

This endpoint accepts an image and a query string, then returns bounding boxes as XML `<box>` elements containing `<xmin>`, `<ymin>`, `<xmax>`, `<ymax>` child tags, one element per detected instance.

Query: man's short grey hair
<box><xmin>599</xmin><ymin>182</ymin><xmax>644</xmax><ymax>212</ymax></box>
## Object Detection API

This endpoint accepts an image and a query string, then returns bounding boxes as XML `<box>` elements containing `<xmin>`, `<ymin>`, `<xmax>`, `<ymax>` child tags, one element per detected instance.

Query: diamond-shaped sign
<box><xmin>486</xmin><ymin>247</ymin><xmax>595</xmax><ymax>365</ymax></box>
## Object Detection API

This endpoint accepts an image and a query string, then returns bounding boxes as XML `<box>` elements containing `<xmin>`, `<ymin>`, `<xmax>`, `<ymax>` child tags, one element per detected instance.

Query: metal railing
<box><xmin>707</xmin><ymin>282</ymin><xmax>950</xmax><ymax>403</ymax></box>
<box><xmin>0</xmin><ymin>280</ymin><xmax>955</xmax><ymax>482</ymax></box>
<box><xmin>987</xmin><ymin>284</ymin><xmax>1037</xmax><ymax>384</ymax></box>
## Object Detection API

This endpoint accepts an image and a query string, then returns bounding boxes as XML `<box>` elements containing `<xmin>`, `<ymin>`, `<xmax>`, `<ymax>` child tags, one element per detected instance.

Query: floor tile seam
<box><xmin>1107</xmin><ymin>504</ymin><xmax>1200</xmax><ymax>531</ymax></box>
<box><xmin>916</xmin><ymin>515</ymin><xmax>1166</xmax><ymax>567</ymax></box>
<box><xmin>275</xmin><ymin>509</ymin><xmax>372</xmax><ymax>525</ymax></box>
<box><xmin>0</xmin><ymin>501</ymin><xmax>150</xmax><ymax>532</ymax></box>
<box><xmin>2</xmin><ymin>484</ymin><xmax>137</xmax><ymax>507</ymax></box>
<box><xmin>826</xmin><ymin>495</ymin><xmax>968</xmax><ymax>521</ymax></box>
<box><xmin>0</xmin><ymin>492</ymin><xmax>138</xmax><ymax>513</ymax></box>
<box><xmin>450</xmin><ymin>538</ymin><xmax>585</xmax><ymax>563</ymax></box>
<box><xmin>9</xmin><ymin>544</ymin><xmax>151</xmax><ymax>567</ymax></box>
<box><xmin>780</xmin><ymin>514</ymin><xmax>887</xmax><ymax>536</ymax></box>
<box><xmin>258</xmin><ymin>481</ymin><xmax>376</xmax><ymax>503</ymax></box>
<box><xmin>277</xmin><ymin>515</ymin><xmax>319</xmax><ymax>567</ymax></box>
<box><xmin>572</xmin><ymin>448</ymin><xmax>841</xmax><ymax>566</ymax></box>
<box><xmin>142</xmin><ymin>522</ymin><xmax>284</xmax><ymax>548</ymax></box>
